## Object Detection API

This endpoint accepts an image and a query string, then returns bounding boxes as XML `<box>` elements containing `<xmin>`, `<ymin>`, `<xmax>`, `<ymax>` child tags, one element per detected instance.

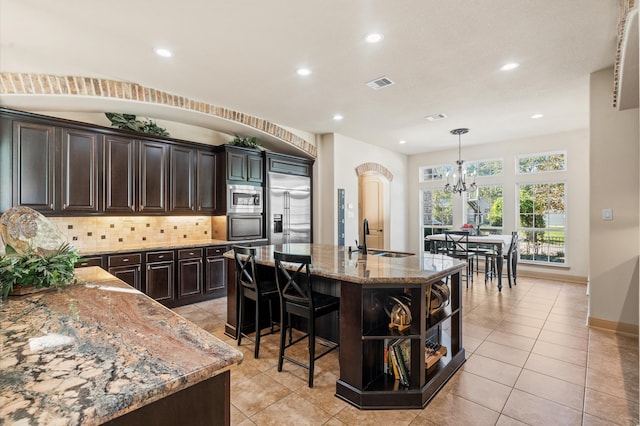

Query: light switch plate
<box><xmin>602</xmin><ymin>208</ymin><xmax>613</xmax><ymax>221</ymax></box>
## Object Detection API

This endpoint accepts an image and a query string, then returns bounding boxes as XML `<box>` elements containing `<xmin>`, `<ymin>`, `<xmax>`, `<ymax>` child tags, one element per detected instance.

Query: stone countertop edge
<box><xmin>78</xmin><ymin>237</ymin><xmax>267</xmax><ymax>257</ymax></box>
<box><xmin>223</xmin><ymin>243</ymin><xmax>466</xmax><ymax>285</ymax></box>
<box><xmin>0</xmin><ymin>266</ymin><xmax>243</xmax><ymax>425</ymax></box>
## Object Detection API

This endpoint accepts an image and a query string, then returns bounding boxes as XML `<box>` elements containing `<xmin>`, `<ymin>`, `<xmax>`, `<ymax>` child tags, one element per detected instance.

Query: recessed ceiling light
<box><xmin>425</xmin><ymin>113</ymin><xmax>448</xmax><ymax>122</ymax></box>
<box><xmin>154</xmin><ymin>48</ymin><xmax>173</xmax><ymax>58</ymax></box>
<box><xmin>332</xmin><ymin>114</ymin><xmax>344</xmax><ymax>121</ymax></box>
<box><xmin>531</xmin><ymin>114</ymin><xmax>544</xmax><ymax>119</ymax></box>
<box><xmin>365</xmin><ymin>33</ymin><xmax>384</xmax><ymax>43</ymax></box>
<box><xmin>297</xmin><ymin>67</ymin><xmax>312</xmax><ymax>76</ymax></box>
<box><xmin>399</xmin><ymin>140</ymin><xmax>407</xmax><ymax>145</ymax></box>
<box><xmin>500</xmin><ymin>62</ymin><xmax>519</xmax><ymax>71</ymax></box>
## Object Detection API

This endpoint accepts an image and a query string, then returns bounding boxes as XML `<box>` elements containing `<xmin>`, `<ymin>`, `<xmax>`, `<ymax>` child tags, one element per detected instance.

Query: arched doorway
<box><xmin>356</xmin><ymin>163</ymin><xmax>393</xmax><ymax>250</ymax></box>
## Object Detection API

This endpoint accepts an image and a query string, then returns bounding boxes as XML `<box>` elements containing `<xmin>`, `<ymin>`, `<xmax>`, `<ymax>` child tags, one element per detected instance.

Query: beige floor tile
<box><xmin>464</xmin><ymin>323</ymin><xmax>494</xmax><ymax>340</ymax></box>
<box><xmin>583</xmin><ymin>388</ymin><xmax>640</xmax><ymax>426</ymax></box>
<box><xmin>230</xmin><ymin>373</ymin><xmax>292</xmax><ymax>417</ymax></box>
<box><xmin>586</xmin><ymin>367</ymin><xmax>639</xmax><ymax>403</ymax></box>
<box><xmin>502</xmin><ymin>389</ymin><xmax>582</xmax><ymax>426</ymax></box>
<box><xmin>462</xmin><ymin>353</ymin><xmax>522</xmax><ymax>386</ymax></box>
<box><xmin>495</xmin><ymin>414</ymin><xmax>530</xmax><ymax>426</ymax></box>
<box><xmin>446</xmin><ymin>371</ymin><xmax>512</xmax><ymax>412</ymax></box>
<box><xmin>334</xmin><ymin>404</ymin><xmax>419</xmax><ymax>425</ymax></box>
<box><xmin>249</xmin><ymin>393</ymin><xmax>333</xmax><ymax>426</ymax></box>
<box><xmin>581</xmin><ymin>412</ymin><xmax>621</xmax><ymax>426</ymax></box>
<box><xmin>546</xmin><ymin>312</ymin><xmax>587</xmax><ymax>327</ymax></box>
<box><xmin>231</xmin><ymin>403</ymin><xmax>250</xmax><ymax>426</ymax></box>
<box><xmin>531</xmin><ymin>340</ymin><xmax>587</xmax><ymax>367</ymax></box>
<box><xmin>295</xmin><ymin>370</ymin><xmax>350</xmax><ymax>416</ymax></box>
<box><xmin>486</xmin><ymin>330</ymin><xmax>536</xmax><ymax>352</ymax></box>
<box><xmin>542</xmin><ymin>320</ymin><xmax>589</xmax><ymax>339</ymax></box>
<box><xmin>514</xmin><ymin>369</ymin><xmax>584</xmax><ymax>410</ymax></box>
<box><xmin>462</xmin><ymin>334</ymin><xmax>484</xmax><ymax>353</ymax></box>
<box><xmin>495</xmin><ymin>321</ymin><xmax>542</xmax><ymax>339</ymax></box>
<box><xmin>504</xmin><ymin>313</ymin><xmax>546</xmax><ymax>328</ymax></box>
<box><xmin>524</xmin><ymin>353</ymin><xmax>586</xmax><ymax>386</ymax></box>
<box><xmin>475</xmin><ymin>341</ymin><xmax>530</xmax><ymax>367</ymax></box>
<box><xmin>411</xmin><ymin>391</ymin><xmax>500</xmax><ymax>425</ymax></box>
<box><xmin>537</xmin><ymin>329</ymin><xmax>588</xmax><ymax>351</ymax></box>
<box><xmin>509</xmin><ymin>306</ymin><xmax>549</xmax><ymax>320</ymax></box>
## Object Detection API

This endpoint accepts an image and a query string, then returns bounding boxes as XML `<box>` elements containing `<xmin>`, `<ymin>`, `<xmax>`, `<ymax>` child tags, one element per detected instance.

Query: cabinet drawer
<box><xmin>206</xmin><ymin>246</ymin><xmax>229</xmax><ymax>257</ymax></box>
<box><xmin>146</xmin><ymin>251</ymin><xmax>175</xmax><ymax>263</ymax></box>
<box><xmin>75</xmin><ymin>256</ymin><xmax>103</xmax><ymax>268</ymax></box>
<box><xmin>178</xmin><ymin>248</ymin><xmax>203</xmax><ymax>260</ymax></box>
<box><xmin>108</xmin><ymin>253</ymin><xmax>142</xmax><ymax>267</ymax></box>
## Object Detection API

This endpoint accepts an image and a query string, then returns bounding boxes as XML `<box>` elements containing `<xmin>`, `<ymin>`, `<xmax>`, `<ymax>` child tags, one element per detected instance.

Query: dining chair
<box><xmin>444</xmin><ymin>230</ymin><xmax>474</xmax><ymax>287</ymax></box>
<box><xmin>484</xmin><ymin>231</ymin><xmax>519</xmax><ymax>287</ymax></box>
<box><xmin>273</xmin><ymin>251</ymin><xmax>340</xmax><ymax>387</ymax></box>
<box><xmin>234</xmin><ymin>245</ymin><xmax>280</xmax><ymax>358</ymax></box>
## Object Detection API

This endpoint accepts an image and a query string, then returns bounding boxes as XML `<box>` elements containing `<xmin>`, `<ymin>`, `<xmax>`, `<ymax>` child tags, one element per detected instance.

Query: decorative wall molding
<box><xmin>612</xmin><ymin>0</ymin><xmax>637</xmax><ymax>108</ymax></box>
<box><xmin>355</xmin><ymin>162</ymin><xmax>394</xmax><ymax>181</ymax></box>
<box><xmin>0</xmin><ymin>72</ymin><xmax>316</xmax><ymax>158</ymax></box>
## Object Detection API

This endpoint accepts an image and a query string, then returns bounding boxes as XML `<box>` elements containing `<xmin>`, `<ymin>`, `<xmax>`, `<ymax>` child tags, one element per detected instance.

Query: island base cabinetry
<box><xmin>335</xmin><ymin>270</ymin><xmax>465</xmax><ymax>409</ymax></box>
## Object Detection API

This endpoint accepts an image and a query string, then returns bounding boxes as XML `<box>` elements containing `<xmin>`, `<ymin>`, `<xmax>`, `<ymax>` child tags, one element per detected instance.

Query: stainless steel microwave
<box><xmin>227</xmin><ymin>185</ymin><xmax>263</xmax><ymax>213</ymax></box>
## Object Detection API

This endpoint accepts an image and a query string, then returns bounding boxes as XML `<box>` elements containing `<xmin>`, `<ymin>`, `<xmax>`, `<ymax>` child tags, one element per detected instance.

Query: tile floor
<box><xmin>173</xmin><ymin>276</ymin><xmax>639</xmax><ymax>425</ymax></box>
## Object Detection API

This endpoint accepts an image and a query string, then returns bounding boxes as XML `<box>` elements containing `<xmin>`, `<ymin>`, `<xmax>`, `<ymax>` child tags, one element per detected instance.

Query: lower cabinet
<box><xmin>108</xmin><ymin>253</ymin><xmax>142</xmax><ymax>291</ymax></box>
<box><xmin>205</xmin><ymin>245</ymin><xmax>229</xmax><ymax>298</ymax></box>
<box><xmin>178</xmin><ymin>248</ymin><xmax>204</xmax><ymax>299</ymax></box>
<box><xmin>145</xmin><ymin>251</ymin><xmax>175</xmax><ymax>303</ymax></box>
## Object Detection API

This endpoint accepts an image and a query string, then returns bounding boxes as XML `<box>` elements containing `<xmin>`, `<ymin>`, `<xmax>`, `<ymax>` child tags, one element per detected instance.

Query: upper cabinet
<box><xmin>1</xmin><ymin>108</ymin><xmax>221</xmax><ymax>216</ymax></box>
<box><xmin>224</xmin><ymin>146</ymin><xmax>263</xmax><ymax>185</ymax></box>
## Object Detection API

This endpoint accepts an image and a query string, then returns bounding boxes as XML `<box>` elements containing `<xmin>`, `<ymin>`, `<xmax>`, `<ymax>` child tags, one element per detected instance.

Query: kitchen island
<box><xmin>0</xmin><ymin>267</ymin><xmax>243</xmax><ymax>425</ymax></box>
<box><xmin>223</xmin><ymin>243</ymin><xmax>466</xmax><ymax>409</ymax></box>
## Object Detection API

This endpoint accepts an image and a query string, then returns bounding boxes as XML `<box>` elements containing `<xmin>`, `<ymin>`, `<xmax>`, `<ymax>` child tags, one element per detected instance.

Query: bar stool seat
<box><xmin>234</xmin><ymin>245</ymin><xmax>280</xmax><ymax>359</ymax></box>
<box><xmin>274</xmin><ymin>251</ymin><xmax>340</xmax><ymax>387</ymax></box>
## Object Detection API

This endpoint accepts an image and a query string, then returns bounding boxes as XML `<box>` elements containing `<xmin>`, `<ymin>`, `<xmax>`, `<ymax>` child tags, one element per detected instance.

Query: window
<box><xmin>465</xmin><ymin>185</ymin><xmax>503</xmax><ymax>235</ymax></box>
<box><xmin>419</xmin><ymin>165</ymin><xmax>452</xmax><ymax>182</ymax></box>
<box><xmin>422</xmin><ymin>189</ymin><xmax>452</xmax><ymax>251</ymax></box>
<box><xmin>517</xmin><ymin>182</ymin><xmax>566</xmax><ymax>264</ymax></box>
<box><xmin>465</xmin><ymin>159</ymin><xmax>503</xmax><ymax>177</ymax></box>
<box><xmin>517</xmin><ymin>152</ymin><xmax>566</xmax><ymax>174</ymax></box>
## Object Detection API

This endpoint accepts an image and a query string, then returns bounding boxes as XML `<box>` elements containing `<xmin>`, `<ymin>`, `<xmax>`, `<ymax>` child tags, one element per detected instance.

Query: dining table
<box><xmin>426</xmin><ymin>233</ymin><xmax>516</xmax><ymax>291</ymax></box>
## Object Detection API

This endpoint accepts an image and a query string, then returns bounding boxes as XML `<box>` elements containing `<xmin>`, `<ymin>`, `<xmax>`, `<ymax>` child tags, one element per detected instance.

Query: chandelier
<box><xmin>444</xmin><ymin>128</ymin><xmax>476</xmax><ymax>195</ymax></box>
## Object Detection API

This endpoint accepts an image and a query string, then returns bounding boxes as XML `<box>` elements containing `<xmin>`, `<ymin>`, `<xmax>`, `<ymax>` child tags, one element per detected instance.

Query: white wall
<box><xmin>315</xmin><ymin>133</ymin><xmax>408</xmax><ymax>251</ymax></box>
<box><xmin>407</xmin><ymin>129</ymin><xmax>590</xmax><ymax>281</ymax></box>
<box><xmin>589</xmin><ymin>67</ymin><xmax>639</xmax><ymax>329</ymax></box>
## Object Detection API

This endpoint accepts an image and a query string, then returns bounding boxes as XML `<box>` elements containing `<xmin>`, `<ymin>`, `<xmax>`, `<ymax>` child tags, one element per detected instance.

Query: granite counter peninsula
<box><xmin>0</xmin><ymin>267</ymin><xmax>243</xmax><ymax>425</ymax></box>
<box><xmin>223</xmin><ymin>243</ymin><xmax>466</xmax><ymax>409</ymax></box>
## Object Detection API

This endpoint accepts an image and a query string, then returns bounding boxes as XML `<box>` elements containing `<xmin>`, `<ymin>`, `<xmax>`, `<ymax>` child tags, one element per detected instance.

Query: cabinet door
<box><xmin>139</xmin><ymin>140</ymin><xmax>167</xmax><ymax>213</ymax></box>
<box><xmin>109</xmin><ymin>264</ymin><xmax>142</xmax><ymax>290</ymax></box>
<box><xmin>104</xmin><ymin>136</ymin><xmax>136</xmax><ymax>213</ymax></box>
<box><xmin>12</xmin><ymin>121</ymin><xmax>56</xmax><ymax>212</ymax></box>
<box><xmin>247</xmin><ymin>155</ymin><xmax>263</xmax><ymax>183</ymax></box>
<box><xmin>61</xmin><ymin>128</ymin><xmax>101</xmax><ymax>213</ymax></box>
<box><xmin>227</xmin><ymin>151</ymin><xmax>247</xmax><ymax>181</ymax></box>
<box><xmin>178</xmin><ymin>258</ymin><xmax>203</xmax><ymax>298</ymax></box>
<box><xmin>196</xmin><ymin>150</ymin><xmax>218</xmax><ymax>213</ymax></box>
<box><xmin>205</xmin><ymin>246</ymin><xmax>227</xmax><ymax>297</ymax></box>
<box><xmin>146</xmin><ymin>261</ymin><xmax>175</xmax><ymax>302</ymax></box>
<box><xmin>170</xmin><ymin>145</ymin><xmax>195</xmax><ymax>213</ymax></box>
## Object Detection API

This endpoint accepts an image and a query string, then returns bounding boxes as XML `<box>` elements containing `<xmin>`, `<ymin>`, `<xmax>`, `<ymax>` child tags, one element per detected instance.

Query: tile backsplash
<box><xmin>48</xmin><ymin>216</ymin><xmax>214</xmax><ymax>252</ymax></box>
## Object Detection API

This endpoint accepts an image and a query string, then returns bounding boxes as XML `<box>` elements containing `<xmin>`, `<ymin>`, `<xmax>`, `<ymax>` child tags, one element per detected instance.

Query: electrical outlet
<box><xmin>602</xmin><ymin>208</ymin><xmax>613</xmax><ymax>221</ymax></box>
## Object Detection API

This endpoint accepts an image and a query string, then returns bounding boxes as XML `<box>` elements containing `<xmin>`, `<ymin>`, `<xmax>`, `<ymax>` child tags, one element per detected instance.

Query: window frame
<box><xmin>516</xmin><ymin>151</ymin><xmax>567</xmax><ymax>175</ymax></box>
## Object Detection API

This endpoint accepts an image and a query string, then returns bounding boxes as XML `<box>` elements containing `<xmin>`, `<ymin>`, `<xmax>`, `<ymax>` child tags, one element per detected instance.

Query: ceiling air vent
<box><xmin>366</xmin><ymin>76</ymin><xmax>395</xmax><ymax>90</ymax></box>
<box><xmin>425</xmin><ymin>113</ymin><xmax>448</xmax><ymax>122</ymax></box>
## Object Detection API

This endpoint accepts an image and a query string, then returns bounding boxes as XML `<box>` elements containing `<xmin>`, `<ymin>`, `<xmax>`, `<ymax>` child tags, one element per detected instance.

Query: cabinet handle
<box><xmin>123</xmin><ymin>258</ymin><xmax>129</xmax><ymax>262</ymax></box>
<box><xmin>158</xmin><ymin>255</ymin><xmax>164</xmax><ymax>259</ymax></box>
<box><xmin>80</xmin><ymin>262</ymin><xmax>88</xmax><ymax>266</ymax></box>
<box><xmin>189</xmin><ymin>252</ymin><xmax>195</xmax><ymax>256</ymax></box>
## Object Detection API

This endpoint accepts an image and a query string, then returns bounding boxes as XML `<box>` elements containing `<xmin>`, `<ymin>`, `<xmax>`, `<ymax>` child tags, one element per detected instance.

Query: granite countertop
<box><xmin>224</xmin><ymin>243</ymin><xmax>465</xmax><ymax>285</ymax></box>
<box><xmin>80</xmin><ymin>237</ymin><xmax>267</xmax><ymax>257</ymax></box>
<box><xmin>0</xmin><ymin>267</ymin><xmax>243</xmax><ymax>425</ymax></box>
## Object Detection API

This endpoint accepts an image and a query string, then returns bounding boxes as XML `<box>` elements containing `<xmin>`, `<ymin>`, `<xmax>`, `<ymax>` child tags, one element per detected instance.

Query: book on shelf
<box><xmin>389</xmin><ymin>339</ymin><xmax>410</xmax><ymax>386</ymax></box>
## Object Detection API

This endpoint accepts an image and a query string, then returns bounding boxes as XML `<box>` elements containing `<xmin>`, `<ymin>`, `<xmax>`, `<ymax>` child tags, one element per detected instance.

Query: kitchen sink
<box><xmin>368</xmin><ymin>250</ymin><xmax>415</xmax><ymax>258</ymax></box>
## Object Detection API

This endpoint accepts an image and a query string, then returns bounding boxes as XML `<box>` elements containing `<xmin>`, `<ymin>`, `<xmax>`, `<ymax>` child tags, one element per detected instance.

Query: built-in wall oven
<box><xmin>227</xmin><ymin>185</ymin><xmax>263</xmax><ymax>214</ymax></box>
<box><xmin>227</xmin><ymin>214</ymin><xmax>263</xmax><ymax>240</ymax></box>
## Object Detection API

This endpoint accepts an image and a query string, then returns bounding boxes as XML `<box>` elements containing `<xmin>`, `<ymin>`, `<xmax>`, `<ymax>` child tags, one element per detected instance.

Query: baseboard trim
<box><xmin>588</xmin><ymin>316</ymin><xmax>639</xmax><ymax>335</ymax></box>
<box><xmin>516</xmin><ymin>269</ymin><xmax>588</xmax><ymax>284</ymax></box>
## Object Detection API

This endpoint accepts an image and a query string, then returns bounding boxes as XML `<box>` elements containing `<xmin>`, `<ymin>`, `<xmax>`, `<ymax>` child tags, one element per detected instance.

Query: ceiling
<box><xmin>0</xmin><ymin>0</ymin><xmax>621</xmax><ymax>154</ymax></box>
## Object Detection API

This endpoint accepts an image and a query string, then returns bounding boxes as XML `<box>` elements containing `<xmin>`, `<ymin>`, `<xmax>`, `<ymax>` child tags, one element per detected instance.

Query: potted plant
<box><xmin>0</xmin><ymin>243</ymin><xmax>80</xmax><ymax>300</ymax></box>
<box><xmin>229</xmin><ymin>135</ymin><xmax>261</xmax><ymax>150</ymax></box>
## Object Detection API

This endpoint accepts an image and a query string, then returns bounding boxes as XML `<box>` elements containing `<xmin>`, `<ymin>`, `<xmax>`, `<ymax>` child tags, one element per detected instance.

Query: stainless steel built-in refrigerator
<box><xmin>268</xmin><ymin>172</ymin><xmax>311</xmax><ymax>244</ymax></box>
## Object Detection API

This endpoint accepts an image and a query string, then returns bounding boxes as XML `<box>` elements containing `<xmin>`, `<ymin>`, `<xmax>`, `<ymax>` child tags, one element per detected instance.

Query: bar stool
<box><xmin>484</xmin><ymin>231</ymin><xmax>519</xmax><ymax>288</ymax></box>
<box><xmin>274</xmin><ymin>251</ymin><xmax>340</xmax><ymax>387</ymax></box>
<box><xmin>234</xmin><ymin>245</ymin><xmax>280</xmax><ymax>358</ymax></box>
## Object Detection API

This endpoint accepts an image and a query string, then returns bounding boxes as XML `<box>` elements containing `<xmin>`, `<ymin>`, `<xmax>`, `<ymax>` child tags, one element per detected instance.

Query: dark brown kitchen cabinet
<box><xmin>108</xmin><ymin>253</ymin><xmax>142</xmax><ymax>291</ymax></box>
<box><xmin>170</xmin><ymin>145</ymin><xmax>195</xmax><ymax>213</ymax></box>
<box><xmin>12</xmin><ymin>121</ymin><xmax>56</xmax><ymax>212</ymax></box>
<box><xmin>205</xmin><ymin>245</ymin><xmax>228</xmax><ymax>297</ymax></box>
<box><xmin>196</xmin><ymin>150</ymin><xmax>219</xmax><ymax>213</ymax></box>
<box><xmin>139</xmin><ymin>140</ymin><xmax>168</xmax><ymax>213</ymax></box>
<box><xmin>178</xmin><ymin>248</ymin><xmax>203</xmax><ymax>298</ymax></box>
<box><xmin>225</xmin><ymin>146</ymin><xmax>263</xmax><ymax>184</ymax></box>
<box><xmin>104</xmin><ymin>136</ymin><xmax>136</xmax><ymax>214</ymax></box>
<box><xmin>146</xmin><ymin>251</ymin><xmax>175</xmax><ymax>302</ymax></box>
<box><xmin>61</xmin><ymin>128</ymin><xmax>101</xmax><ymax>213</ymax></box>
